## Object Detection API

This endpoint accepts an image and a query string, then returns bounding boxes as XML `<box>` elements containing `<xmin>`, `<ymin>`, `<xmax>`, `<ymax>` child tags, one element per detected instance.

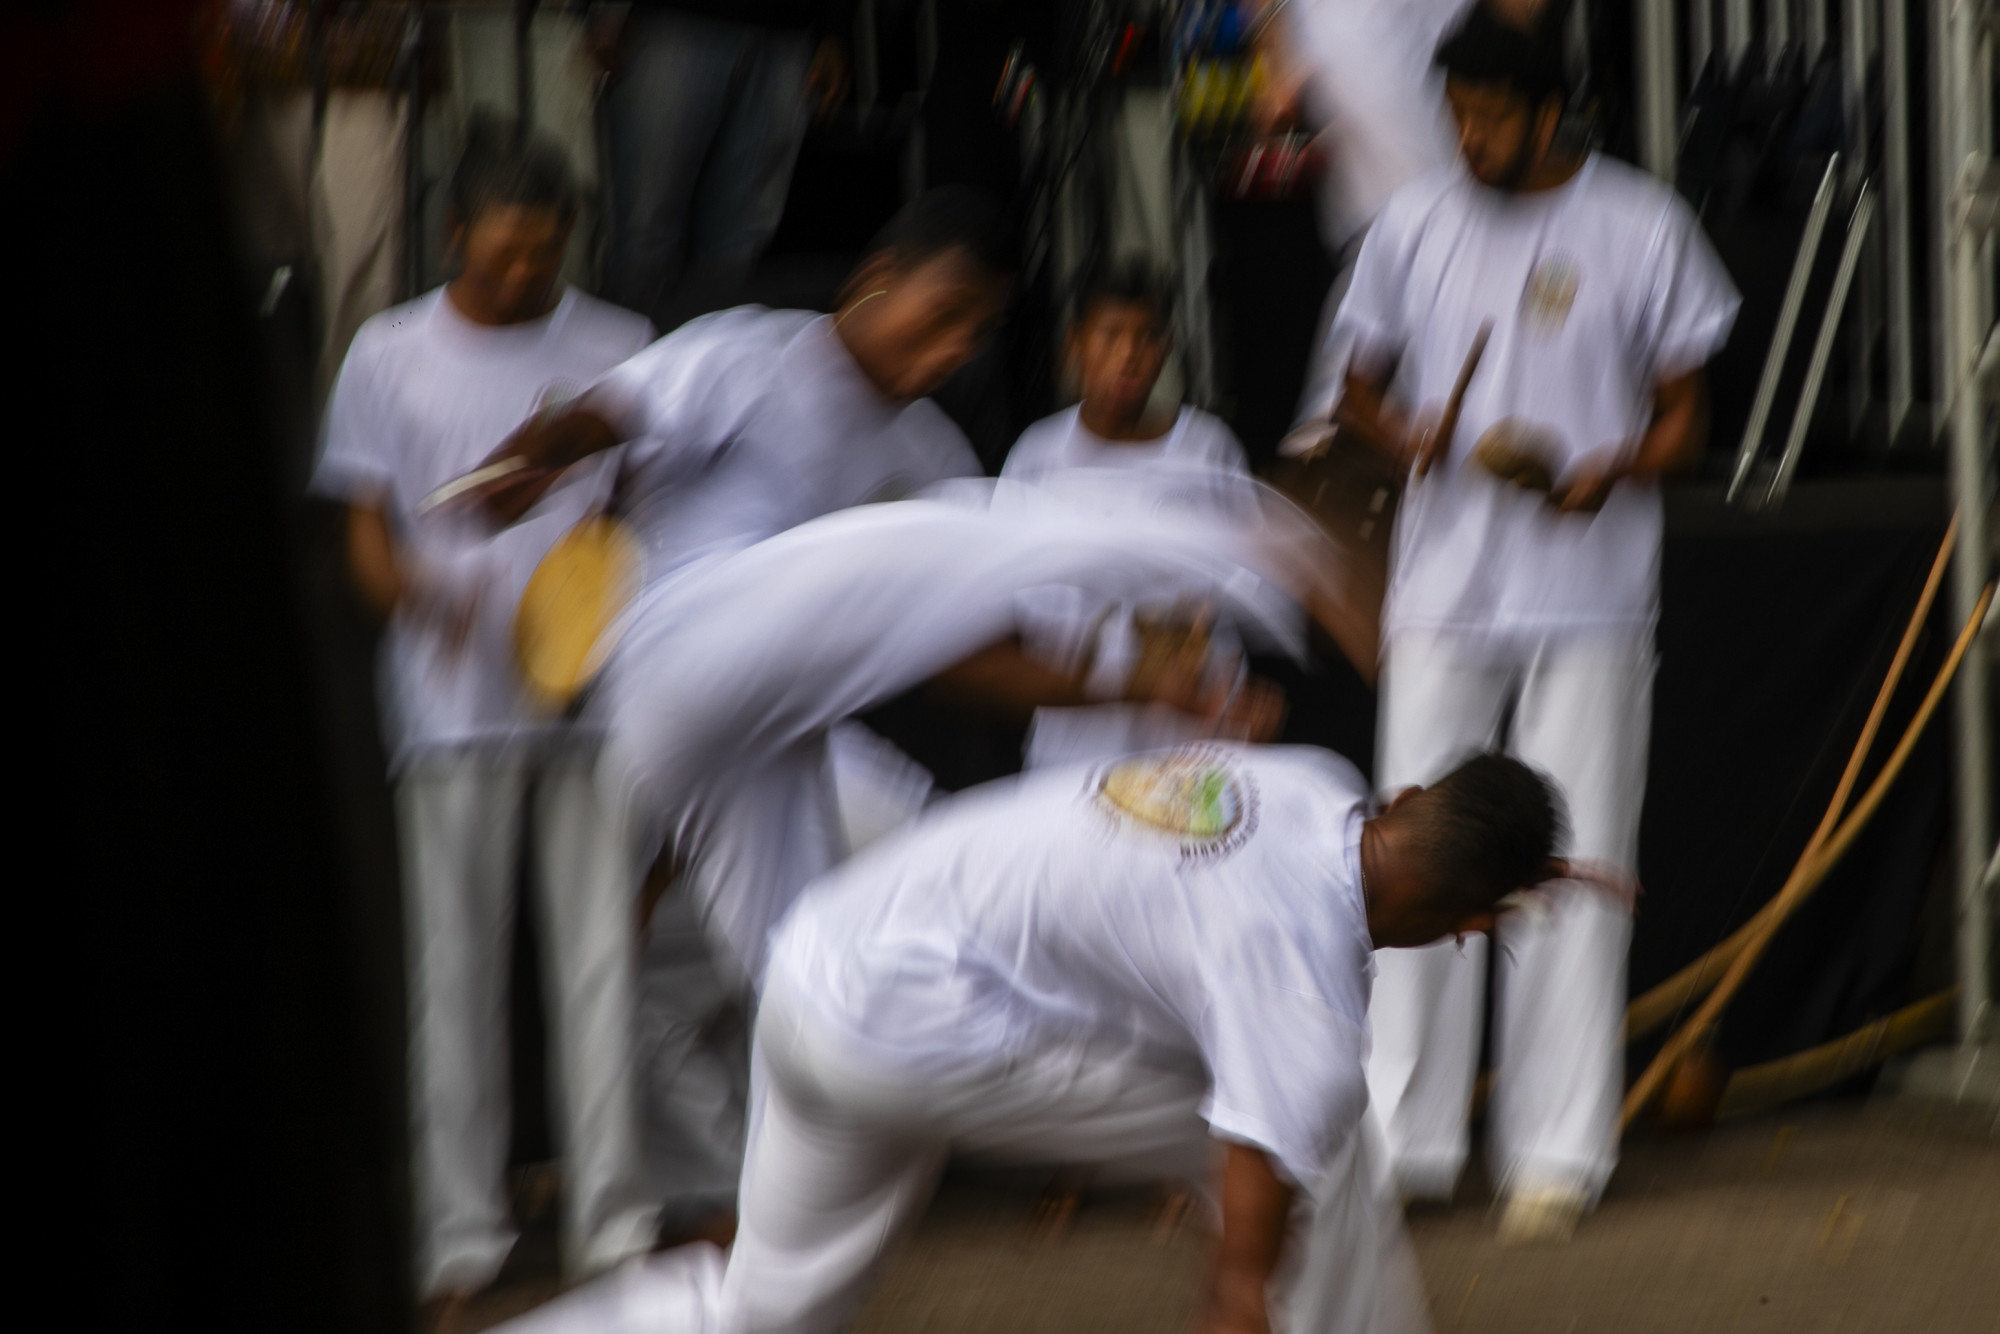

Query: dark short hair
<box><xmin>1433</xmin><ymin>2</ymin><xmax>1571</xmax><ymax>111</ymax></box>
<box><xmin>1406</xmin><ymin>752</ymin><xmax>1565</xmax><ymax>914</ymax></box>
<box><xmin>863</xmin><ymin>185</ymin><xmax>1015</xmax><ymax>278</ymax></box>
<box><xmin>1076</xmin><ymin>261</ymin><xmax>1174</xmax><ymax>334</ymax></box>
<box><xmin>448</xmin><ymin>113</ymin><xmax>578</xmax><ymax>228</ymax></box>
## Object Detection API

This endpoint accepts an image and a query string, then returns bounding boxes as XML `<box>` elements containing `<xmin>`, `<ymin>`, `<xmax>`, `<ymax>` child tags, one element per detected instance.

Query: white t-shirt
<box><xmin>1332</xmin><ymin>155</ymin><xmax>1740</xmax><ymax>641</ymax></box>
<box><xmin>588</xmin><ymin>307</ymin><xmax>982</xmax><ymax>592</ymax></box>
<box><xmin>768</xmin><ymin>744</ymin><xmax>1376</xmax><ymax>1188</ymax></box>
<box><xmin>1285</xmin><ymin>0</ymin><xmax>1470</xmax><ymax>246</ymax></box>
<box><xmin>1001</xmin><ymin>404</ymin><xmax>1247</xmax><ymax>481</ymax></box>
<box><xmin>313</xmin><ymin>287</ymin><xmax>654</xmax><ymax>761</ymax></box>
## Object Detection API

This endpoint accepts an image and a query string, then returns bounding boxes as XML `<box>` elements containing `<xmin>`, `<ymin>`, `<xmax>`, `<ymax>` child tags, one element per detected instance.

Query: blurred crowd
<box><xmin>190</xmin><ymin>3</ymin><xmax>1751</xmax><ymax>1332</ymax></box>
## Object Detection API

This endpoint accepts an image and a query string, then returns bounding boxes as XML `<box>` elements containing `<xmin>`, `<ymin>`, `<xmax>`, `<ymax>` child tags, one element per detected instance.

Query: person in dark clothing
<box><xmin>591</xmin><ymin>0</ymin><xmax>853</xmax><ymax>333</ymax></box>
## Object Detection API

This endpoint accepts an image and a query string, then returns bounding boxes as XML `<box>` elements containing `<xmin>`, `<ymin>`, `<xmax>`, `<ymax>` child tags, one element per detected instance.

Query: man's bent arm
<box><xmin>1206</xmin><ymin>1141</ymin><xmax>1295</xmax><ymax>1334</ymax></box>
<box><xmin>1551</xmin><ymin>367</ymin><xmax>1708</xmax><ymax>512</ymax></box>
<box><xmin>1334</xmin><ymin>366</ymin><xmax>1411</xmax><ymax>468</ymax></box>
<box><xmin>1626</xmin><ymin>367</ymin><xmax>1709</xmax><ymax>480</ymax></box>
<box><xmin>345</xmin><ymin>500</ymin><xmax>406</xmax><ymax>619</ymax></box>
<box><xmin>464</xmin><ymin>404</ymin><xmax>625</xmax><ymax>522</ymax></box>
<box><xmin>928</xmin><ymin>639</ymin><xmax>1095</xmax><ymax>718</ymax></box>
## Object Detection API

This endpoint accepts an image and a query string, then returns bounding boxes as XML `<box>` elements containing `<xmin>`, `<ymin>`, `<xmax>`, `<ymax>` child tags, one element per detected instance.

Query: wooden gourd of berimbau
<box><xmin>1265</xmin><ymin>321</ymin><xmax>1492</xmax><ymax>679</ymax></box>
<box><xmin>420</xmin><ymin>452</ymin><xmax>643</xmax><ymax>713</ymax></box>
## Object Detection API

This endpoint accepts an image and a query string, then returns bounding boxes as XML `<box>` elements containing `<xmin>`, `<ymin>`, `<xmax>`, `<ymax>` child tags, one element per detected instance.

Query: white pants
<box><xmin>400</xmin><ymin>744</ymin><xmax>656</xmax><ymax>1296</ymax></box>
<box><xmin>629</xmin><ymin>736</ymin><xmax>850</xmax><ymax>1227</ymax></box>
<box><xmin>1367</xmin><ymin>630</ymin><xmax>1652</xmax><ymax>1201</ymax></box>
<box><xmin>495</xmin><ymin>978</ymin><xmax>1429</xmax><ymax>1334</ymax></box>
<box><xmin>635</xmin><ymin>887</ymin><xmax>752</xmax><ymax>1228</ymax></box>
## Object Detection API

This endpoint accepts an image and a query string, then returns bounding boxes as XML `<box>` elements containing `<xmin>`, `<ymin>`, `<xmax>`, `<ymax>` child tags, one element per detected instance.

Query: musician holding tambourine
<box><xmin>312</xmin><ymin>123</ymin><xmax>662</xmax><ymax>1311</ymax></box>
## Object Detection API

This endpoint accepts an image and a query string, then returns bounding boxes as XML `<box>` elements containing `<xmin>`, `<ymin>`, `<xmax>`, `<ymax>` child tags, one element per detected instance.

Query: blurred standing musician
<box><xmin>469</xmin><ymin>186</ymin><xmax>1003</xmax><ymax>1246</ymax></box>
<box><xmin>1003</xmin><ymin>265</ymin><xmax>1248</xmax><ymax>483</ymax></box>
<box><xmin>999</xmin><ymin>265</ymin><xmax>1274</xmax><ymax>770</ymax></box>
<box><xmin>1328</xmin><ymin>5</ymin><xmax>1738</xmax><ymax>1240</ymax></box>
<box><xmin>312</xmin><ymin>125</ymin><xmax>659</xmax><ymax>1314</ymax></box>
<box><xmin>1250</xmin><ymin>0</ymin><xmax>1557</xmax><ymax>421</ymax></box>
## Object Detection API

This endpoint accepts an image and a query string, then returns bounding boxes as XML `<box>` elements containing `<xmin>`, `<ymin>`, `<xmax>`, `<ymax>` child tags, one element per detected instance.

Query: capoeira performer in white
<box><xmin>581</xmin><ymin>494</ymin><xmax>1344</xmax><ymax>994</ymax></box>
<box><xmin>312</xmin><ymin>128</ymin><xmax>659</xmax><ymax>1303</ymax></box>
<box><xmin>1328</xmin><ymin>4</ymin><xmax>1739</xmax><ymax>1238</ymax></box>
<box><xmin>498</xmin><ymin>744</ymin><xmax>1566</xmax><ymax>1334</ymax></box>
<box><xmin>998</xmin><ymin>263</ymin><xmax>1273</xmax><ymax>771</ymax></box>
<box><xmin>466</xmin><ymin>188</ymin><xmax>1008</xmax><ymax>1242</ymax></box>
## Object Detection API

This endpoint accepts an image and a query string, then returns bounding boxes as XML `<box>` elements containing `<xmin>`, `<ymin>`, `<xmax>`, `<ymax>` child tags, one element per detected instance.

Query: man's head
<box><xmin>1068</xmin><ymin>264</ymin><xmax>1174</xmax><ymax>425</ymax></box>
<box><xmin>1433</xmin><ymin>4</ymin><xmax>1572</xmax><ymax>191</ymax></box>
<box><xmin>835</xmin><ymin>186</ymin><xmax>1014</xmax><ymax>400</ymax></box>
<box><xmin>445</xmin><ymin>117</ymin><xmax>578</xmax><ymax>325</ymax></box>
<box><xmin>1361</xmin><ymin>752</ymin><xmax>1565</xmax><ymax>948</ymax></box>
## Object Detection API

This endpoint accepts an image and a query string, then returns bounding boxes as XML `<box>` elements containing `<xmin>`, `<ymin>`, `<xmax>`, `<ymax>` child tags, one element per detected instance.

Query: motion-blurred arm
<box><xmin>929</xmin><ymin>637</ymin><xmax>1285</xmax><ymax>742</ymax></box>
<box><xmin>454</xmin><ymin>403</ymin><xmax>625</xmax><ymax>523</ymax></box>
<box><xmin>1550</xmin><ymin>367</ymin><xmax>1708</xmax><ymax>512</ymax></box>
<box><xmin>1204</xmin><ymin>1142</ymin><xmax>1295</xmax><ymax>1334</ymax></box>
<box><xmin>343</xmin><ymin>495</ymin><xmax>480</xmax><ymax>651</ymax></box>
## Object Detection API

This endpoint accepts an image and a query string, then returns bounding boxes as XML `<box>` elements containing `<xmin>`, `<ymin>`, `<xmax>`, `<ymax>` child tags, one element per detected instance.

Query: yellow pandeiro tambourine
<box><xmin>514</xmin><ymin>514</ymin><xmax>641</xmax><ymax>710</ymax></box>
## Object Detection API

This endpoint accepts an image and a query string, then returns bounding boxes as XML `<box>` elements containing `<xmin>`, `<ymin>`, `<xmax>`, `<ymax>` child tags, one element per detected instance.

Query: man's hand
<box><xmin>1406</xmin><ymin>406</ymin><xmax>1454</xmax><ymax>478</ymax></box>
<box><xmin>1204</xmin><ymin>1143</ymin><xmax>1293</xmax><ymax>1334</ymax></box>
<box><xmin>1548</xmin><ymin>454</ymin><xmax>1624</xmax><ymax>512</ymax></box>
<box><xmin>805</xmin><ymin>37</ymin><xmax>850</xmax><ymax>121</ymax></box>
<box><xmin>445</xmin><ymin>405</ymin><xmax>623</xmax><ymax>524</ymax></box>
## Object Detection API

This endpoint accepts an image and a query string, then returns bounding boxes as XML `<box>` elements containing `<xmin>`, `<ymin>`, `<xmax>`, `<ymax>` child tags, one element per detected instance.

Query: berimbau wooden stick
<box><xmin>1622</xmin><ymin>578</ymin><xmax>1995</xmax><ymax>1129</ymax></box>
<box><xmin>1624</xmin><ymin>512</ymin><xmax>1961</xmax><ymax>1043</ymax></box>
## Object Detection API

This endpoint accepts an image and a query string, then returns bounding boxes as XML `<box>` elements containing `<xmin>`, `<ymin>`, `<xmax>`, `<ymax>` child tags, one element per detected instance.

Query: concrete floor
<box><xmin>465</xmin><ymin>1095</ymin><xmax>1998</xmax><ymax>1334</ymax></box>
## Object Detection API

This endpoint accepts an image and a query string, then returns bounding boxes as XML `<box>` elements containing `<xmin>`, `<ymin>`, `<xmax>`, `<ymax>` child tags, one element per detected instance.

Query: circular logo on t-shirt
<box><xmin>1095</xmin><ymin>747</ymin><xmax>1259</xmax><ymax>861</ymax></box>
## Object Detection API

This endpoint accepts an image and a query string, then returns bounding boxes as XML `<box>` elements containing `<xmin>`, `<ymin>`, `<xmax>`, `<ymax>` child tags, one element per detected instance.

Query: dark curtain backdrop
<box><xmin>1635</xmin><ymin>480</ymin><xmax>1954</xmax><ymax>1074</ymax></box>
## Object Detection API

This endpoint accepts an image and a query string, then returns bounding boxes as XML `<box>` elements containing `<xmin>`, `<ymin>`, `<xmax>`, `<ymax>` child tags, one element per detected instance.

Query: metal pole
<box><xmin>1805</xmin><ymin>0</ymin><xmax>1829</xmax><ymax>59</ymax></box>
<box><xmin>1842</xmin><ymin>0</ymin><xmax>1875</xmax><ymax>430</ymax></box>
<box><xmin>1770</xmin><ymin>0</ymin><xmax>1792</xmax><ymax>62</ymax></box>
<box><xmin>1726</xmin><ymin>0</ymin><xmax>1754</xmax><ymax>72</ymax></box>
<box><xmin>1636</xmin><ymin>0</ymin><xmax>1679</xmax><ymax>179</ymax></box>
<box><xmin>1730</xmin><ymin>154</ymin><xmax>1841</xmax><ymax>501</ymax></box>
<box><xmin>1944</xmin><ymin>0</ymin><xmax>1996</xmax><ymax>1051</ymax></box>
<box><xmin>1691</xmin><ymin>0</ymin><xmax>1715</xmax><ymax>81</ymax></box>
<box><xmin>1930</xmin><ymin>0</ymin><xmax>1954</xmax><ymax>416</ymax></box>
<box><xmin>1884</xmin><ymin>0</ymin><xmax>1914</xmax><ymax>437</ymax></box>
<box><xmin>1768</xmin><ymin>187</ymin><xmax>1876</xmax><ymax>503</ymax></box>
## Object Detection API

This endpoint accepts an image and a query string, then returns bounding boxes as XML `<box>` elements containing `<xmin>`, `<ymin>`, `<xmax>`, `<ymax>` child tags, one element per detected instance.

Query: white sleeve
<box><xmin>1328</xmin><ymin>197</ymin><xmax>1417</xmax><ymax>373</ymax></box>
<box><xmin>584</xmin><ymin>318</ymin><xmax>765</xmax><ymax>478</ymax></box>
<box><xmin>312</xmin><ymin>338</ymin><xmax>397</xmax><ymax>506</ymax></box>
<box><xmin>1637</xmin><ymin>198</ymin><xmax>1741</xmax><ymax>382</ymax></box>
<box><xmin>1191</xmin><ymin>414</ymin><xmax>1250</xmax><ymax>475</ymax></box>
<box><xmin>1198</xmin><ymin>982</ymin><xmax>1370</xmax><ymax>1189</ymax></box>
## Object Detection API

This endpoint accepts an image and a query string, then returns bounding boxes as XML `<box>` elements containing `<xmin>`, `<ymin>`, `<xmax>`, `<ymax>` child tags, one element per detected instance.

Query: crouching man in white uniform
<box><xmin>1329</xmin><ymin>5</ymin><xmax>1739</xmax><ymax>1238</ymax></box>
<box><xmin>500</xmin><ymin>746</ymin><xmax>1563</xmax><ymax>1334</ymax></box>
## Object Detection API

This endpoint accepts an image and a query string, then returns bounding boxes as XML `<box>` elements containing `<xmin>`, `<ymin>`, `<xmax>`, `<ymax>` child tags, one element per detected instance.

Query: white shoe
<box><xmin>1495</xmin><ymin>1183</ymin><xmax>1589</xmax><ymax>1244</ymax></box>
